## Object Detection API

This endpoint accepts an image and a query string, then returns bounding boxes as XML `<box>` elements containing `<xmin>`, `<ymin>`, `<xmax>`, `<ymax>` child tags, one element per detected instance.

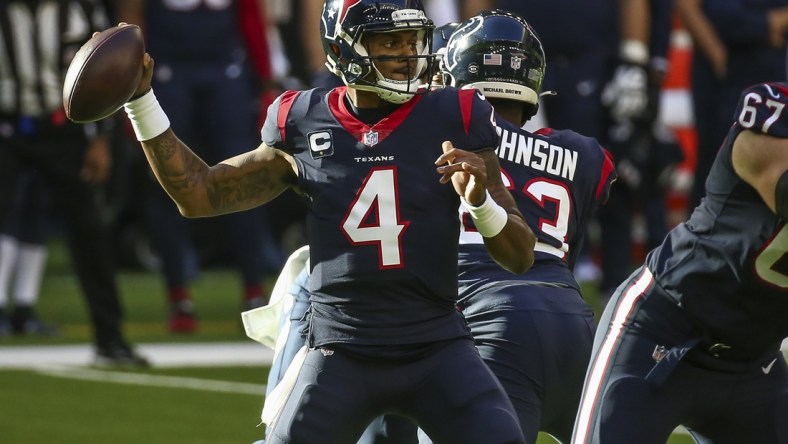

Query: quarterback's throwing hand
<box><xmin>435</xmin><ymin>141</ymin><xmax>487</xmax><ymax>205</ymax></box>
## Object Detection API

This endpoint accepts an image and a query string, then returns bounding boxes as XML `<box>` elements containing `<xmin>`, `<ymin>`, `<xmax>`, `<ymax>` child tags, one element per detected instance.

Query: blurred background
<box><xmin>1</xmin><ymin>0</ymin><xmax>787</xmax><ymax>443</ymax></box>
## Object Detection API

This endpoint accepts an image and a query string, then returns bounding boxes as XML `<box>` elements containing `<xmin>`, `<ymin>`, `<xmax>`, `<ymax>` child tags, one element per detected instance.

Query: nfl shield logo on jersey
<box><xmin>308</xmin><ymin>130</ymin><xmax>334</xmax><ymax>159</ymax></box>
<box><xmin>363</xmin><ymin>131</ymin><xmax>379</xmax><ymax>147</ymax></box>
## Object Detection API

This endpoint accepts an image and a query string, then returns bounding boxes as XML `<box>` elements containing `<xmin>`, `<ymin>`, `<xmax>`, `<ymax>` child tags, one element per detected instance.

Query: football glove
<box><xmin>602</xmin><ymin>62</ymin><xmax>649</xmax><ymax>122</ymax></box>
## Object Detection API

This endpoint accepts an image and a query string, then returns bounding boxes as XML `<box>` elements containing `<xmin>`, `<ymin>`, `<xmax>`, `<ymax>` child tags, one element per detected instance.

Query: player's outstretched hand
<box><xmin>435</xmin><ymin>141</ymin><xmax>487</xmax><ymax>205</ymax></box>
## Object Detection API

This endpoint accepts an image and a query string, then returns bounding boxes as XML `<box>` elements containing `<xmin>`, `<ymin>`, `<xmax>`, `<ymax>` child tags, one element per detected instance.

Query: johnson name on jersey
<box><xmin>647</xmin><ymin>82</ymin><xmax>788</xmax><ymax>358</ymax></box>
<box><xmin>459</xmin><ymin>116</ymin><xmax>616</xmax><ymax>290</ymax></box>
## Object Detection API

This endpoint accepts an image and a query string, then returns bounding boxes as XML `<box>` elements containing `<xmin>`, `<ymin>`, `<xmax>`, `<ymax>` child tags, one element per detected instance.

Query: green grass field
<box><xmin>0</xmin><ymin>238</ymin><xmax>699</xmax><ymax>443</ymax></box>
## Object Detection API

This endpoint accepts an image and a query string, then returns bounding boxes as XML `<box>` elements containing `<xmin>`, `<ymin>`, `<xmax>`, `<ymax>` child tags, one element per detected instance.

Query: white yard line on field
<box><xmin>0</xmin><ymin>341</ymin><xmax>274</xmax><ymax>369</ymax></box>
<box><xmin>2</xmin><ymin>339</ymin><xmax>787</xmax><ymax>406</ymax></box>
<box><xmin>34</xmin><ymin>364</ymin><xmax>267</xmax><ymax>395</ymax></box>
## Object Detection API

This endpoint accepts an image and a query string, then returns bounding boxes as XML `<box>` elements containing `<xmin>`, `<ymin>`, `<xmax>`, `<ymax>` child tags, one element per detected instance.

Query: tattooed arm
<box><xmin>140</xmin><ymin>131</ymin><xmax>298</xmax><ymax>217</ymax></box>
<box><xmin>130</xmin><ymin>53</ymin><xmax>298</xmax><ymax>218</ymax></box>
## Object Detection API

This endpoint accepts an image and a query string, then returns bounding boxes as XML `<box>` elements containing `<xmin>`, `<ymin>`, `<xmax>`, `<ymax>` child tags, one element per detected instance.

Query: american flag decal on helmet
<box><xmin>483</xmin><ymin>53</ymin><xmax>502</xmax><ymax>65</ymax></box>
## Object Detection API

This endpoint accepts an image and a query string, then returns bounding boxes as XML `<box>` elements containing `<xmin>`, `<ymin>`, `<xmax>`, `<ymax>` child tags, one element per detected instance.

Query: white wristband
<box><xmin>123</xmin><ymin>89</ymin><xmax>171</xmax><ymax>141</ymax></box>
<box><xmin>461</xmin><ymin>191</ymin><xmax>508</xmax><ymax>238</ymax></box>
<box><xmin>620</xmin><ymin>39</ymin><xmax>649</xmax><ymax>65</ymax></box>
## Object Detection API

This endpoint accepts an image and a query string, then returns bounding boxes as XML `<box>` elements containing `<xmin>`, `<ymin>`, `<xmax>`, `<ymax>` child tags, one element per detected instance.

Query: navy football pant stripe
<box><xmin>572</xmin><ymin>267</ymin><xmax>654</xmax><ymax>444</ymax></box>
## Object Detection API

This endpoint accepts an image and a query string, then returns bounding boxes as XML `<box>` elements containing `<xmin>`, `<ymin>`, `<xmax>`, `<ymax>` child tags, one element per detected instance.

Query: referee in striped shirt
<box><xmin>0</xmin><ymin>0</ymin><xmax>147</xmax><ymax>366</ymax></box>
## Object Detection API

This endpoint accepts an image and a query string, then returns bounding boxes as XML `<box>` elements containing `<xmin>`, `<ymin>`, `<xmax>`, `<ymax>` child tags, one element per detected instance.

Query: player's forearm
<box><xmin>483</xmin><ymin>186</ymin><xmax>535</xmax><ymax>274</ymax></box>
<box><xmin>619</xmin><ymin>0</ymin><xmax>650</xmax><ymax>45</ymax></box>
<box><xmin>115</xmin><ymin>0</ymin><xmax>146</xmax><ymax>30</ymax></box>
<box><xmin>140</xmin><ymin>129</ymin><xmax>216</xmax><ymax>217</ymax></box>
<box><xmin>471</xmin><ymin>150</ymin><xmax>535</xmax><ymax>273</ymax></box>
<box><xmin>676</xmin><ymin>0</ymin><xmax>727</xmax><ymax>75</ymax></box>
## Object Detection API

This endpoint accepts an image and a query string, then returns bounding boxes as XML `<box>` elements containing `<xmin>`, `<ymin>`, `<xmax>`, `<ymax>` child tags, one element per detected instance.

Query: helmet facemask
<box><xmin>348</xmin><ymin>28</ymin><xmax>434</xmax><ymax>104</ymax></box>
<box><xmin>322</xmin><ymin>3</ymin><xmax>436</xmax><ymax>104</ymax></box>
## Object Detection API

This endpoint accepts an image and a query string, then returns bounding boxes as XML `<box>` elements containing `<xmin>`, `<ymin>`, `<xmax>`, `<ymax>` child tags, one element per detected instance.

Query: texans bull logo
<box><xmin>322</xmin><ymin>0</ymin><xmax>362</xmax><ymax>40</ymax></box>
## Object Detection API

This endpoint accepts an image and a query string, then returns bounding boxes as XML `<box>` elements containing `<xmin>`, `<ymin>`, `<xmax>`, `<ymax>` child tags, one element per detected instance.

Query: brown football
<box><xmin>62</xmin><ymin>24</ymin><xmax>145</xmax><ymax>123</ymax></box>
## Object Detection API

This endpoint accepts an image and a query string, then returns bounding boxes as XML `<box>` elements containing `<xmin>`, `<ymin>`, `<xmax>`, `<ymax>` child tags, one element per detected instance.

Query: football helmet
<box><xmin>428</xmin><ymin>22</ymin><xmax>460</xmax><ymax>88</ymax></box>
<box><xmin>320</xmin><ymin>0</ymin><xmax>435</xmax><ymax>104</ymax></box>
<box><xmin>432</xmin><ymin>21</ymin><xmax>459</xmax><ymax>55</ymax></box>
<box><xmin>443</xmin><ymin>10</ymin><xmax>545</xmax><ymax>112</ymax></box>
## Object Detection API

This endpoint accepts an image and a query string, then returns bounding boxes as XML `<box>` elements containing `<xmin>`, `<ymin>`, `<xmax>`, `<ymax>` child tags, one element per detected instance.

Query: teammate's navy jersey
<box><xmin>458</xmin><ymin>117</ymin><xmax>616</xmax><ymax>293</ymax></box>
<box><xmin>144</xmin><ymin>0</ymin><xmax>246</xmax><ymax>62</ymax></box>
<box><xmin>647</xmin><ymin>82</ymin><xmax>788</xmax><ymax>357</ymax></box>
<box><xmin>262</xmin><ymin>86</ymin><xmax>499</xmax><ymax>348</ymax></box>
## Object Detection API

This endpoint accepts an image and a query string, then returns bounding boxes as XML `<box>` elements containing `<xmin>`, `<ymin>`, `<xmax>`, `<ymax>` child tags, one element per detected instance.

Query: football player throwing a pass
<box><xmin>121</xmin><ymin>1</ymin><xmax>535</xmax><ymax>443</ymax></box>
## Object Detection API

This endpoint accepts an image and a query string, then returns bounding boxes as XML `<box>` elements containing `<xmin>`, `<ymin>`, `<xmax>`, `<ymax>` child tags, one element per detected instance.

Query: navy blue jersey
<box><xmin>144</xmin><ymin>0</ymin><xmax>246</xmax><ymax>62</ymax></box>
<box><xmin>647</xmin><ymin>82</ymin><xmax>788</xmax><ymax>357</ymax></box>
<box><xmin>262</xmin><ymin>86</ymin><xmax>499</xmax><ymax>348</ymax></box>
<box><xmin>459</xmin><ymin>118</ymin><xmax>616</xmax><ymax>292</ymax></box>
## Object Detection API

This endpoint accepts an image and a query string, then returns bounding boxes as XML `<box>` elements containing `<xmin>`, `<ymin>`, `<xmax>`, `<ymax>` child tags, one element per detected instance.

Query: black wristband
<box><xmin>775</xmin><ymin>170</ymin><xmax>788</xmax><ymax>219</ymax></box>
